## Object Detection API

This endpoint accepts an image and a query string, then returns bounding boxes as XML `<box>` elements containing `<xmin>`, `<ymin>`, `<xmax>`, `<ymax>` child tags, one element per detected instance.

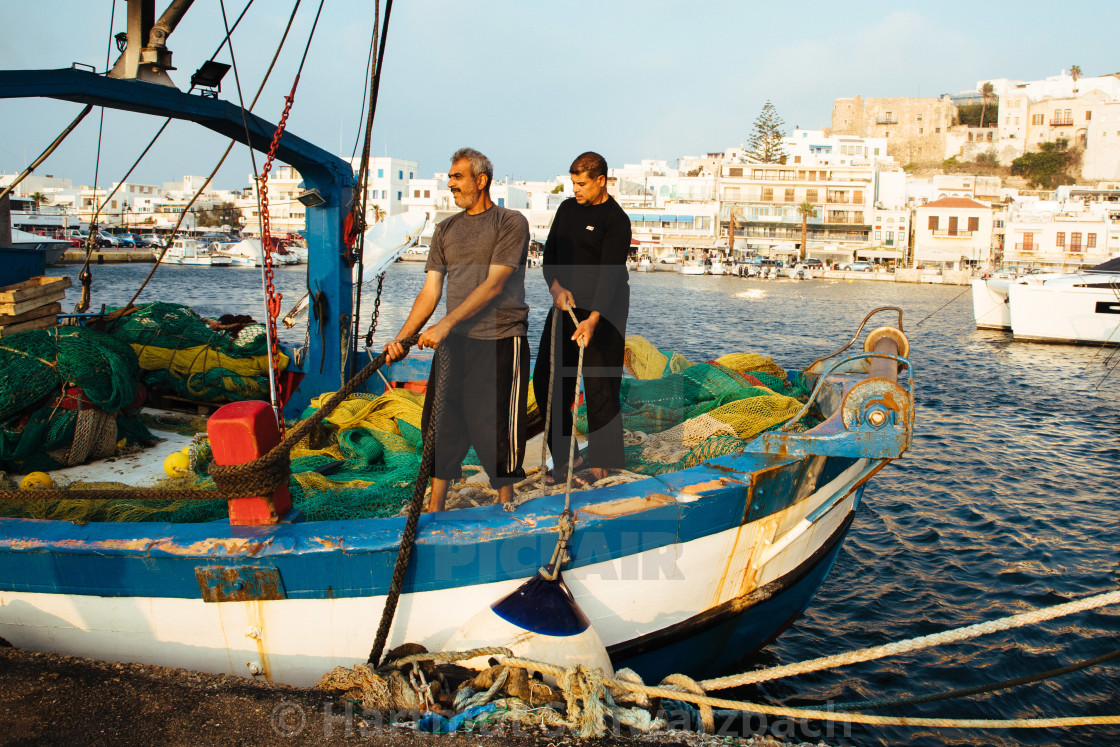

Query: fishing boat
<box><xmin>0</xmin><ymin>1</ymin><xmax>915</xmax><ymax>689</ymax></box>
<box><xmin>971</xmin><ymin>259</ymin><xmax>1120</xmax><ymax>343</ymax></box>
<box><xmin>161</xmin><ymin>237</ymin><xmax>233</xmax><ymax>266</ymax></box>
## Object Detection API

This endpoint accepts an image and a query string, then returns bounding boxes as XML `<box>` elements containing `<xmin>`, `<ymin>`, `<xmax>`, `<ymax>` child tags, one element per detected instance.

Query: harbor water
<box><xmin>48</xmin><ymin>262</ymin><xmax>1120</xmax><ymax>746</ymax></box>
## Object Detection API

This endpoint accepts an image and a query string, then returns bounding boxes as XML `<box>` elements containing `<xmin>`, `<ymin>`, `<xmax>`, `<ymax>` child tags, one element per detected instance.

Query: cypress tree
<box><xmin>747</xmin><ymin>101</ymin><xmax>788</xmax><ymax>164</ymax></box>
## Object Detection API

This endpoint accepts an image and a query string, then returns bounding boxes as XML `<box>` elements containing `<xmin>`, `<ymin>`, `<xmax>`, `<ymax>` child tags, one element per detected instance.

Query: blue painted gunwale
<box><xmin>0</xmin><ymin>448</ymin><xmax>866</xmax><ymax>600</ymax></box>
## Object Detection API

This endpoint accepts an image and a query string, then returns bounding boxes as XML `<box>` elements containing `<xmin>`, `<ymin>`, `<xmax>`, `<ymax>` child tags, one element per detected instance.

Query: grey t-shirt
<box><xmin>425</xmin><ymin>205</ymin><xmax>529</xmax><ymax>339</ymax></box>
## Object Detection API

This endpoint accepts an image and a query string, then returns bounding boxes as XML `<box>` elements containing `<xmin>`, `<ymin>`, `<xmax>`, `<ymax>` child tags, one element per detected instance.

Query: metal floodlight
<box><xmin>190</xmin><ymin>60</ymin><xmax>231</xmax><ymax>97</ymax></box>
<box><xmin>297</xmin><ymin>188</ymin><xmax>326</xmax><ymax>208</ymax></box>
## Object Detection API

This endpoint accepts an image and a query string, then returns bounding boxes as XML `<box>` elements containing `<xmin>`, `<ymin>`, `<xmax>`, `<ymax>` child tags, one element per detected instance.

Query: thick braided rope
<box><xmin>0</xmin><ymin>335</ymin><xmax>420</xmax><ymax>503</ymax></box>
<box><xmin>367</xmin><ymin>342</ymin><xmax>447</xmax><ymax>665</ymax></box>
<box><xmin>386</xmin><ymin>647</ymin><xmax>514</xmax><ymax>668</ymax></box>
<box><xmin>563</xmin><ymin>307</ymin><xmax>584</xmax><ymax>513</ymax></box>
<box><xmin>698</xmin><ymin>587</ymin><xmax>1120</xmax><ymax>691</ymax></box>
<box><xmin>538</xmin><ymin>307</ymin><xmax>558</xmax><ymax>494</ymax></box>
<box><xmin>500</xmin><ymin>657</ymin><xmax>1120</xmax><ymax>729</ymax></box>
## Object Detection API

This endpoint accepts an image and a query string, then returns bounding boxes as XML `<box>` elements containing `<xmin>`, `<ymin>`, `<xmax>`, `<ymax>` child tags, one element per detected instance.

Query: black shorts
<box><xmin>420</xmin><ymin>334</ymin><xmax>528</xmax><ymax>487</ymax></box>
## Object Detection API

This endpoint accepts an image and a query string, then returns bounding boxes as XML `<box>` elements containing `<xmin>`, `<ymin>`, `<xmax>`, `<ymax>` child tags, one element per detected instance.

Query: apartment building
<box><xmin>913</xmin><ymin>197</ymin><xmax>993</xmax><ymax>268</ymax></box>
<box><xmin>719</xmin><ymin>159</ymin><xmax>876</xmax><ymax>263</ymax></box>
<box><xmin>626</xmin><ymin>206</ymin><xmax>720</xmax><ymax>261</ymax></box>
<box><xmin>1003</xmin><ymin>198</ymin><xmax>1117</xmax><ymax>270</ymax></box>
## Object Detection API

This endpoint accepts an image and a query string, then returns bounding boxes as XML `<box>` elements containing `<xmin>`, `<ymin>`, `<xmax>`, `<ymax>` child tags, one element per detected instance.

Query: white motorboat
<box><xmin>970</xmin><ymin>274</ymin><xmax>1015</xmax><ymax>330</ymax></box>
<box><xmin>162</xmin><ymin>238</ymin><xmax>232</xmax><ymax>266</ymax></box>
<box><xmin>1006</xmin><ymin>262</ymin><xmax>1120</xmax><ymax>344</ymax></box>
<box><xmin>636</xmin><ymin>256</ymin><xmax>654</xmax><ymax>273</ymax></box>
<box><xmin>709</xmin><ymin>260</ymin><xmax>729</xmax><ymax>276</ymax></box>
<box><xmin>655</xmin><ymin>254</ymin><xmax>680</xmax><ymax>272</ymax></box>
<box><xmin>679</xmin><ymin>261</ymin><xmax>707</xmax><ymax>276</ymax></box>
<box><xmin>214</xmin><ymin>238</ymin><xmax>298</xmax><ymax>267</ymax></box>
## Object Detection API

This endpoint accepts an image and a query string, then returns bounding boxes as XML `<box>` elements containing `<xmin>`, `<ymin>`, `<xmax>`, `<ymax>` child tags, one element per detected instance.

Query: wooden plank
<box><xmin>0</xmin><ymin>290</ymin><xmax>66</xmax><ymax>316</ymax></box>
<box><xmin>0</xmin><ymin>301</ymin><xmax>62</xmax><ymax>326</ymax></box>
<box><xmin>0</xmin><ymin>275</ymin><xmax>71</xmax><ymax>304</ymax></box>
<box><xmin>0</xmin><ymin>314</ymin><xmax>57</xmax><ymax>338</ymax></box>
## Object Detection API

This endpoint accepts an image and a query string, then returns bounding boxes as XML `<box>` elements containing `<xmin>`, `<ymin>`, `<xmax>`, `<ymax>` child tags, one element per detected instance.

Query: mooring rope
<box><xmin>499</xmin><ymin>655</ymin><xmax>1120</xmax><ymax>730</ymax></box>
<box><xmin>697</xmin><ymin>587</ymin><xmax>1120</xmax><ymax>691</ymax></box>
<box><xmin>808</xmin><ymin>642</ymin><xmax>1120</xmax><ymax>712</ymax></box>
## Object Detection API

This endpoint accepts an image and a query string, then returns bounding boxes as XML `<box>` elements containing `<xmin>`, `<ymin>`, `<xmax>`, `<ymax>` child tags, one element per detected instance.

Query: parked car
<box><xmin>842</xmin><ymin>261</ymin><xmax>875</xmax><ymax>272</ymax></box>
<box><xmin>96</xmin><ymin>231</ymin><xmax>120</xmax><ymax>248</ymax></box>
<box><xmin>115</xmin><ymin>233</ymin><xmax>139</xmax><ymax>248</ymax></box>
<box><xmin>803</xmin><ymin>258</ymin><xmax>823</xmax><ymax>269</ymax></box>
<box><xmin>139</xmin><ymin>234</ymin><xmax>165</xmax><ymax>248</ymax></box>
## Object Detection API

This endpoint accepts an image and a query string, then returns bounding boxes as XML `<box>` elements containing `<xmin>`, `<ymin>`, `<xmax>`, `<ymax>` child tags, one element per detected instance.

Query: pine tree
<box><xmin>747</xmin><ymin>101</ymin><xmax>788</xmax><ymax>164</ymax></box>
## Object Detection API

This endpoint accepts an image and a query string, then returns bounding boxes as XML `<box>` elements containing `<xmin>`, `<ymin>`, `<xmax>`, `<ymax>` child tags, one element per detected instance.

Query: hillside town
<box><xmin>4</xmin><ymin>68</ymin><xmax>1120</xmax><ymax>276</ymax></box>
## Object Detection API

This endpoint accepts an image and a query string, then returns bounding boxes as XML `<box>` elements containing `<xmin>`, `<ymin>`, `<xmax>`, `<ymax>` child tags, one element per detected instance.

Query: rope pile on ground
<box><xmin>312</xmin><ymin>588</ymin><xmax>1120</xmax><ymax>736</ymax></box>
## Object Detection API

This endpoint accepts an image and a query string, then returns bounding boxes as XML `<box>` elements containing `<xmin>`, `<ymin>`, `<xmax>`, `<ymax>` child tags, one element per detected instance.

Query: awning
<box><xmin>858</xmin><ymin>248</ymin><xmax>904</xmax><ymax>259</ymax></box>
<box><xmin>661</xmin><ymin>215</ymin><xmax>677</xmax><ymax>222</ymax></box>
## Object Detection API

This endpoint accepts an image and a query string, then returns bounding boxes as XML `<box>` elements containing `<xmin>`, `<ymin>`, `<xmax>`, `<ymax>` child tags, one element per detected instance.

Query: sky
<box><xmin>0</xmin><ymin>0</ymin><xmax>1117</xmax><ymax>191</ymax></box>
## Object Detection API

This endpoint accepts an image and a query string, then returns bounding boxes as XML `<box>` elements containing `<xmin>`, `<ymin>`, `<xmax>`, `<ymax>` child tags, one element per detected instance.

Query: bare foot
<box><xmin>588</xmin><ymin>467</ymin><xmax>608</xmax><ymax>482</ymax></box>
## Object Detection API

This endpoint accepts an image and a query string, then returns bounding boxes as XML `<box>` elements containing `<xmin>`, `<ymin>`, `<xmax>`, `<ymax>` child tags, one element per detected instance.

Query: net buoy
<box><xmin>20</xmin><ymin>471</ymin><xmax>53</xmax><ymax>489</ymax></box>
<box><xmin>444</xmin><ymin>571</ymin><xmax>613</xmax><ymax>681</ymax></box>
<box><xmin>163</xmin><ymin>451</ymin><xmax>190</xmax><ymax>476</ymax></box>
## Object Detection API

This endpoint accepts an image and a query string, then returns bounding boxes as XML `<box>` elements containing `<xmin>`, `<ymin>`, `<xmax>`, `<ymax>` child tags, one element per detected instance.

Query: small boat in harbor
<box><xmin>214</xmin><ymin>238</ymin><xmax>297</xmax><ymax>267</ymax></box>
<box><xmin>161</xmin><ymin>237</ymin><xmax>232</xmax><ymax>266</ymax></box>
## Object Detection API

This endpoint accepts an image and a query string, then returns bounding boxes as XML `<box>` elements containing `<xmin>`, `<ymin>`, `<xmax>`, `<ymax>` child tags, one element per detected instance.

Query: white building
<box><xmin>349</xmin><ymin>156</ymin><xmax>418</xmax><ymax>218</ymax></box>
<box><xmin>1003</xmin><ymin>197</ymin><xmax>1116</xmax><ymax>270</ymax></box>
<box><xmin>913</xmin><ymin>197</ymin><xmax>993</xmax><ymax>269</ymax></box>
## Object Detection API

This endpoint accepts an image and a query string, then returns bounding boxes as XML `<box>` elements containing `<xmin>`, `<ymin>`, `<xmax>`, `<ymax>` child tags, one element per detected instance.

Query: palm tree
<box><xmin>371</xmin><ymin>203</ymin><xmax>386</xmax><ymax>223</ymax></box>
<box><xmin>797</xmin><ymin>201</ymin><xmax>815</xmax><ymax>261</ymax></box>
<box><xmin>29</xmin><ymin>192</ymin><xmax>49</xmax><ymax>210</ymax></box>
<box><xmin>979</xmin><ymin>82</ymin><xmax>995</xmax><ymax>128</ymax></box>
<box><xmin>1070</xmin><ymin>65</ymin><xmax>1082</xmax><ymax>92</ymax></box>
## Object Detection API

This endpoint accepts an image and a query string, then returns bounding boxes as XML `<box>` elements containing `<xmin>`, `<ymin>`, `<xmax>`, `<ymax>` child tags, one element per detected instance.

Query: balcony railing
<box><xmin>875</xmin><ymin>115</ymin><xmax>898</xmax><ymax>125</ymax></box>
<box><xmin>1014</xmin><ymin>243</ymin><xmax>1036</xmax><ymax>251</ymax></box>
<box><xmin>1051</xmin><ymin>117</ymin><xmax>1074</xmax><ymax>126</ymax></box>
<box><xmin>931</xmin><ymin>229</ymin><xmax>974</xmax><ymax>238</ymax></box>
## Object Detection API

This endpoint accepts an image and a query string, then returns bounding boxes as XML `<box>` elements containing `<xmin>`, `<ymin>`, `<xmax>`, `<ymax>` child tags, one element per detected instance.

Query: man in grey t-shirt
<box><xmin>384</xmin><ymin>148</ymin><xmax>529</xmax><ymax>511</ymax></box>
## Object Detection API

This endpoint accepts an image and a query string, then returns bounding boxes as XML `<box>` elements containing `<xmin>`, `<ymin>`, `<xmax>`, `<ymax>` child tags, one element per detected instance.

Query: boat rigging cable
<box><xmin>354</xmin><ymin>0</ymin><xmax>395</xmax><ymax>362</ymax></box>
<box><xmin>224</xmin><ymin>0</ymin><xmax>326</xmax><ymax>433</ymax></box>
<box><xmin>72</xmin><ymin>0</ymin><xmax>257</xmax><ymax>313</ymax></box>
<box><xmin>109</xmin><ymin>0</ymin><xmax>303</xmax><ymax>321</ymax></box>
<box><xmin>75</xmin><ymin>0</ymin><xmax>119</xmax><ymax>313</ymax></box>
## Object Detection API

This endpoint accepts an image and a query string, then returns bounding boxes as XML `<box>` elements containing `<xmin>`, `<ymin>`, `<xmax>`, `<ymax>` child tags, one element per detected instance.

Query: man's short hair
<box><xmin>569</xmin><ymin>151</ymin><xmax>608</xmax><ymax>179</ymax></box>
<box><xmin>451</xmin><ymin>147</ymin><xmax>493</xmax><ymax>189</ymax></box>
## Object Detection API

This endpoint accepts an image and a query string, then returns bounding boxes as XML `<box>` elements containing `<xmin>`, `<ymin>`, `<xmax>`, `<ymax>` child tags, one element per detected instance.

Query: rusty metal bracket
<box><xmin>195</xmin><ymin>565</ymin><xmax>286</xmax><ymax>603</ymax></box>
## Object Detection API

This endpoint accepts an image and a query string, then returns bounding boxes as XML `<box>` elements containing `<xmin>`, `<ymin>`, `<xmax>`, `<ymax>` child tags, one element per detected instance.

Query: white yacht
<box><xmin>970</xmin><ymin>273</ymin><xmax>1016</xmax><ymax>330</ymax></box>
<box><xmin>1007</xmin><ymin>261</ymin><xmax>1120</xmax><ymax>344</ymax></box>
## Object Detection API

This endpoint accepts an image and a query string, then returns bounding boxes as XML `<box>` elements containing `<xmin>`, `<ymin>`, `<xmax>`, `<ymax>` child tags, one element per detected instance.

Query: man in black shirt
<box><xmin>534</xmin><ymin>152</ymin><xmax>631</xmax><ymax>483</ymax></box>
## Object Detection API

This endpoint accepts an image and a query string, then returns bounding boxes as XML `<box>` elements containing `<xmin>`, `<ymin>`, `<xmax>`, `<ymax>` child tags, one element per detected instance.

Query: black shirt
<box><xmin>542</xmin><ymin>196</ymin><xmax>631</xmax><ymax>318</ymax></box>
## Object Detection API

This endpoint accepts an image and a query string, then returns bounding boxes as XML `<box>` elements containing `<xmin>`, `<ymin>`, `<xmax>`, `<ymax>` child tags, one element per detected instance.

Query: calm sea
<box><xmin>48</xmin><ymin>261</ymin><xmax>1120</xmax><ymax>746</ymax></box>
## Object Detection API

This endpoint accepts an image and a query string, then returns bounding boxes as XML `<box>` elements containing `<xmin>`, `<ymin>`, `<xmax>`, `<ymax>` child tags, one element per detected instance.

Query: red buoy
<box><xmin>208</xmin><ymin>401</ymin><xmax>292</xmax><ymax>525</ymax></box>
